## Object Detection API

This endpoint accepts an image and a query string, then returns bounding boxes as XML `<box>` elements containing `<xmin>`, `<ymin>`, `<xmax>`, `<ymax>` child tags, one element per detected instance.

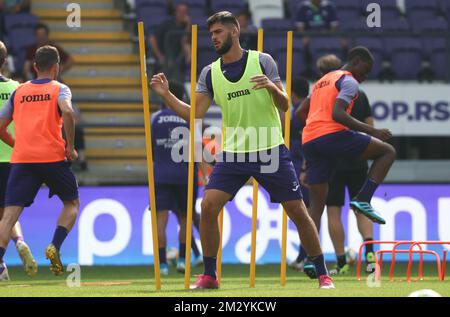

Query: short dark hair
<box><xmin>34</xmin><ymin>22</ymin><xmax>50</xmax><ymax>34</ymax></box>
<box><xmin>0</xmin><ymin>41</ymin><xmax>7</xmax><ymax>66</ymax></box>
<box><xmin>347</xmin><ymin>46</ymin><xmax>374</xmax><ymax>64</ymax></box>
<box><xmin>34</xmin><ymin>45</ymin><xmax>60</xmax><ymax>71</ymax></box>
<box><xmin>292</xmin><ymin>77</ymin><xmax>309</xmax><ymax>98</ymax></box>
<box><xmin>206</xmin><ymin>11</ymin><xmax>240</xmax><ymax>31</ymax></box>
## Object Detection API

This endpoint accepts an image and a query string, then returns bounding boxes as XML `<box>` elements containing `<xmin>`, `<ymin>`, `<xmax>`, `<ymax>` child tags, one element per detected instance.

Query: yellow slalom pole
<box><xmin>281</xmin><ymin>31</ymin><xmax>293</xmax><ymax>287</ymax></box>
<box><xmin>250</xmin><ymin>28</ymin><xmax>264</xmax><ymax>288</ymax></box>
<box><xmin>217</xmin><ymin>209</ymin><xmax>224</xmax><ymax>285</ymax></box>
<box><xmin>138</xmin><ymin>21</ymin><xmax>160</xmax><ymax>291</ymax></box>
<box><xmin>184</xmin><ymin>24</ymin><xmax>198</xmax><ymax>290</ymax></box>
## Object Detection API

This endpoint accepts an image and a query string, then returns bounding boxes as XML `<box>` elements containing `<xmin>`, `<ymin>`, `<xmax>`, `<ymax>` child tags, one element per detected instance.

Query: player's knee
<box><xmin>383</xmin><ymin>143</ymin><xmax>397</xmax><ymax>162</ymax></box>
<box><xmin>200</xmin><ymin>198</ymin><xmax>220</xmax><ymax>221</ymax></box>
<box><xmin>64</xmin><ymin>199</ymin><xmax>80</xmax><ymax>211</ymax></box>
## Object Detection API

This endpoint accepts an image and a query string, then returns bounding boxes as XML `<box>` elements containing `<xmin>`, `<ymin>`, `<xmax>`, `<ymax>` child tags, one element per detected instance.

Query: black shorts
<box><xmin>155</xmin><ymin>183</ymin><xmax>198</xmax><ymax>214</ymax></box>
<box><xmin>0</xmin><ymin>163</ymin><xmax>11</xmax><ymax>208</ymax></box>
<box><xmin>326</xmin><ymin>168</ymin><xmax>368</xmax><ymax>207</ymax></box>
<box><xmin>5</xmin><ymin>161</ymin><xmax>79</xmax><ymax>208</ymax></box>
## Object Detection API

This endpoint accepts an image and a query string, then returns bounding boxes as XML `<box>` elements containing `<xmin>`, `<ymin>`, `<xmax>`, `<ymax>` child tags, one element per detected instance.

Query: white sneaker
<box><xmin>176</xmin><ymin>258</ymin><xmax>186</xmax><ymax>273</ymax></box>
<box><xmin>16</xmin><ymin>241</ymin><xmax>37</xmax><ymax>277</ymax></box>
<box><xmin>0</xmin><ymin>262</ymin><xmax>10</xmax><ymax>281</ymax></box>
<box><xmin>289</xmin><ymin>259</ymin><xmax>306</xmax><ymax>272</ymax></box>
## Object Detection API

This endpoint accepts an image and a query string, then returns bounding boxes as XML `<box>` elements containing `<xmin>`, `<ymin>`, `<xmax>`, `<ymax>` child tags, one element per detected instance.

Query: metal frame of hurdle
<box><xmin>356</xmin><ymin>240</ymin><xmax>449</xmax><ymax>282</ymax></box>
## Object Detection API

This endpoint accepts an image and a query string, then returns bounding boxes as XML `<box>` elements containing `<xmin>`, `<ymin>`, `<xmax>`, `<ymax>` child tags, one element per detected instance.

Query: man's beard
<box><xmin>215</xmin><ymin>34</ymin><xmax>233</xmax><ymax>55</ymax></box>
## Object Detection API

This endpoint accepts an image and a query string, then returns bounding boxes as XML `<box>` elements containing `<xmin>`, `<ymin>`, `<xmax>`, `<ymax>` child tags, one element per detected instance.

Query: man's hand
<box><xmin>150</xmin><ymin>73</ymin><xmax>170</xmax><ymax>97</ymax></box>
<box><xmin>66</xmin><ymin>147</ymin><xmax>78</xmax><ymax>161</ymax></box>
<box><xmin>250</xmin><ymin>75</ymin><xmax>276</xmax><ymax>92</ymax></box>
<box><xmin>370</xmin><ymin>128</ymin><xmax>392</xmax><ymax>142</ymax></box>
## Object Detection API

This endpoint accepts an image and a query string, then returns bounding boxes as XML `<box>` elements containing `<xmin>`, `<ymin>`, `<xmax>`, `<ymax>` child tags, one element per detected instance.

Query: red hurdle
<box><xmin>407</xmin><ymin>241</ymin><xmax>450</xmax><ymax>282</ymax></box>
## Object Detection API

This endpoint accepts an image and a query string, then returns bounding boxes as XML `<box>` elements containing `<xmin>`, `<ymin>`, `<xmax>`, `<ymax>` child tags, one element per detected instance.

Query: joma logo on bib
<box><xmin>227</xmin><ymin>89</ymin><xmax>250</xmax><ymax>101</ymax></box>
<box><xmin>20</xmin><ymin>94</ymin><xmax>51</xmax><ymax>103</ymax></box>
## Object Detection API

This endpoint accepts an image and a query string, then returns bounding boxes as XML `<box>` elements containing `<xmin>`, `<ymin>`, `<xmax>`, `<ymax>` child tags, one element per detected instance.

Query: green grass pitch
<box><xmin>1</xmin><ymin>264</ymin><xmax>448</xmax><ymax>297</ymax></box>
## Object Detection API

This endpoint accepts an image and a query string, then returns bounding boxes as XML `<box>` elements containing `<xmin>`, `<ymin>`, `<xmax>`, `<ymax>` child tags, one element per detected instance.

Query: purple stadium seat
<box><xmin>173</xmin><ymin>0</ymin><xmax>206</xmax><ymax>8</ymax></box>
<box><xmin>191</xmin><ymin>15</ymin><xmax>208</xmax><ymax>31</ymax></box>
<box><xmin>353</xmin><ymin>37</ymin><xmax>384</xmax><ymax>79</ymax></box>
<box><xmin>261</xmin><ymin>18</ymin><xmax>295</xmax><ymax>32</ymax></box>
<box><xmin>210</xmin><ymin>0</ymin><xmax>246</xmax><ymax>15</ymax></box>
<box><xmin>266</xmin><ymin>35</ymin><xmax>305</xmax><ymax>78</ymax></box>
<box><xmin>337</xmin><ymin>9</ymin><xmax>363</xmax><ymax>22</ymax></box>
<box><xmin>384</xmin><ymin>37</ymin><xmax>424</xmax><ymax>79</ymax></box>
<box><xmin>406</xmin><ymin>0</ymin><xmax>440</xmax><ymax>12</ymax></box>
<box><xmin>287</xmin><ymin>0</ymin><xmax>303</xmax><ymax>19</ymax></box>
<box><xmin>380</xmin><ymin>19</ymin><xmax>410</xmax><ymax>32</ymax></box>
<box><xmin>412</xmin><ymin>18</ymin><xmax>449</xmax><ymax>32</ymax></box>
<box><xmin>135</xmin><ymin>0</ymin><xmax>167</xmax><ymax>10</ymax></box>
<box><xmin>406</xmin><ymin>0</ymin><xmax>440</xmax><ymax>23</ymax></box>
<box><xmin>335</xmin><ymin>0</ymin><xmax>362</xmax><ymax>10</ymax></box>
<box><xmin>309</xmin><ymin>37</ymin><xmax>344</xmax><ymax>62</ymax></box>
<box><xmin>423</xmin><ymin>37</ymin><xmax>448</xmax><ymax>80</ymax></box>
<box><xmin>197</xmin><ymin>34</ymin><xmax>217</xmax><ymax>74</ymax></box>
<box><xmin>137</xmin><ymin>7</ymin><xmax>169</xmax><ymax>34</ymax></box>
<box><xmin>339</xmin><ymin>18</ymin><xmax>368</xmax><ymax>32</ymax></box>
<box><xmin>4</xmin><ymin>13</ymin><xmax>38</xmax><ymax>33</ymax></box>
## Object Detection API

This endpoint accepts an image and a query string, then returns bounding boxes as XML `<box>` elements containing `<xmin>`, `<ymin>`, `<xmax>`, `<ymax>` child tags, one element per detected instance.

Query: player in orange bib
<box><xmin>0</xmin><ymin>45</ymin><xmax>79</xmax><ymax>277</ymax></box>
<box><xmin>299</xmin><ymin>46</ymin><xmax>395</xmax><ymax>234</ymax></box>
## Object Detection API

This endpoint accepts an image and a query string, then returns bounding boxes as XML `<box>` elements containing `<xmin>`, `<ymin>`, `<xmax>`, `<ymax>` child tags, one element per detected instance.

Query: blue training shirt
<box><xmin>151</xmin><ymin>108</ymin><xmax>197</xmax><ymax>184</ymax></box>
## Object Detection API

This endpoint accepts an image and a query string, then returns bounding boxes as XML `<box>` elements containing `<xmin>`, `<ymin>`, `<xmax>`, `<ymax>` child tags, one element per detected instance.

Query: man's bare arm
<box><xmin>0</xmin><ymin>118</ymin><xmax>14</xmax><ymax>147</ymax></box>
<box><xmin>150</xmin><ymin>73</ymin><xmax>212</xmax><ymax>122</ymax></box>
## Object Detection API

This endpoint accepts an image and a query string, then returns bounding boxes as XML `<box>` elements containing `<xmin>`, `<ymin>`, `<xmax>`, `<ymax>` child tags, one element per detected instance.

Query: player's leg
<box><xmin>157</xmin><ymin>209</ymin><xmax>170</xmax><ymax>275</ymax></box>
<box><xmin>326</xmin><ymin>171</ymin><xmax>348</xmax><ymax>274</ymax></box>
<box><xmin>190</xmin><ymin>158</ymin><xmax>249</xmax><ymax>289</ymax></box>
<box><xmin>10</xmin><ymin>222</ymin><xmax>37</xmax><ymax>277</ymax></box>
<box><xmin>42</xmin><ymin>162</ymin><xmax>80</xmax><ymax>276</ymax></box>
<box><xmin>348</xmin><ymin>168</ymin><xmax>375</xmax><ymax>267</ymax></box>
<box><xmin>0</xmin><ymin>163</ymin><xmax>37</xmax><ymax>276</ymax></box>
<box><xmin>0</xmin><ymin>206</ymin><xmax>24</xmax><ymax>281</ymax></box>
<box><xmin>254</xmin><ymin>145</ymin><xmax>334</xmax><ymax>288</ymax></box>
<box><xmin>0</xmin><ymin>163</ymin><xmax>41</xmax><ymax>280</ymax></box>
<box><xmin>350</xmin><ymin>137</ymin><xmax>396</xmax><ymax>224</ymax></box>
<box><xmin>176</xmin><ymin>211</ymin><xmax>187</xmax><ymax>273</ymax></box>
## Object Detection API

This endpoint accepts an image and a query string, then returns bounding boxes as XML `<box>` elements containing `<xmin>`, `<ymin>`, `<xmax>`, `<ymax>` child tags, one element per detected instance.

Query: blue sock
<box><xmin>179</xmin><ymin>243</ymin><xmax>186</xmax><ymax>259</ymax></box>
<box><xmin>51</xmin><ymin>226</ymin><xmax>68</xmax><ymax>251</ymax></box>
<box><xmin>297</xmin><ymin>245</ymin><xmax>308</xmax><ymax>262</ymax></box>
<box><xmin>356</xmin><ymin>178</ymin><xmax>379</xmax><ymax>203</ymax></box>
<box><xmin>203</xmin><ymin>256</ymin><xmax>217</xmax><ymax>278</ymax></box>
<box><xmin>309</xmin><ymin>254</ymin><xmax>328</xmax><ymax>277</ymax></box>
<box><xmin>0</xmin><ymin>247</ymin><xmax>5</xmax><ymax>263</ymax></box>
<box><xmin>159</xmin><ymin>248</ymin><xmax>167</xmax><ymax>264</ymax></box>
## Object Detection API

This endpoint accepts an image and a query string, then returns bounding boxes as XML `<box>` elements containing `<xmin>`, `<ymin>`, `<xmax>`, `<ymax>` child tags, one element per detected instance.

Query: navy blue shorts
<box><xmin>155</xmin><ymin>183</ymin><xmax>198</xmax><ymax>214</ymax></box>
<box><xmin>205</xmin><ymin>145</ymin><xmax>303</xmax><ymax>203</ymax></box>
<box><xmin>5</xmin><ymin>161</ymin><xmax>79</xmax><ymax>208</ymax></box>
<box><xmin>0</xmin><ymin>163</ymin><xmax>11</xmax><ymax>208</ymax></box>
<box><xmin>302</xmin><ymin>130</ymin><xmax>371</xmax><ymax>185</ymax></box>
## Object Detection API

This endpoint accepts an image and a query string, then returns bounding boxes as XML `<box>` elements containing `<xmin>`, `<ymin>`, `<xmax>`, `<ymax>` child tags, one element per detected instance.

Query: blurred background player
<box><xmin>151</xmin><ymin>81</ymin><xmax>204</xmax><ymax>275</ymax></box>
<box><xmin>0</xmin><ymin>45</ymin><xmax>79</xmax><ymax>276</ymax></box>
<box><xmin>287</xmin><ymin>76</ymin><xmax>311</xmax><ymax>271</ymax></box>
<box><xmin>297</xmin><ymin>47</ymin><xmax>396</xmax><ymax>277</ymax></box>
<box><xmin>0</xmin><ymin>40</ymin><xmax>36</xmax><ymax>281</ymax></box>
